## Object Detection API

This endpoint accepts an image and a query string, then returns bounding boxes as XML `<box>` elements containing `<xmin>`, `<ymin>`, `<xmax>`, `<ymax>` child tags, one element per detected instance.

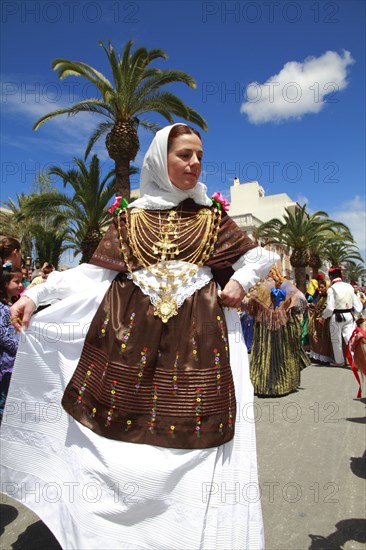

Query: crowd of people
<box><xmin>0</xmin><ymin>124</ymin><xmax>365</xmax><ymax>549</ymax></box>
<box><xmin>0</xmin><ymin>237</ymin><xmax>55</xmax><ymax>424</ymax></box>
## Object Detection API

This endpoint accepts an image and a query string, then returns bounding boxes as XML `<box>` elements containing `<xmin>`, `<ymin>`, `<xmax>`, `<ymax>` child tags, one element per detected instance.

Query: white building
<box><xmin>228</xmin><ymin>180</ymin><xmax>299</xmax><ymax>279</ymax></box>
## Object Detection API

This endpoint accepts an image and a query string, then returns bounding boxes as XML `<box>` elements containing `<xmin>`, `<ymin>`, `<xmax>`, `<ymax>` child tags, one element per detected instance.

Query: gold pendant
<box><xmin>154</xmin><ymin>294</ymin><xmax>178</xmax><ymax>323</ymax></box>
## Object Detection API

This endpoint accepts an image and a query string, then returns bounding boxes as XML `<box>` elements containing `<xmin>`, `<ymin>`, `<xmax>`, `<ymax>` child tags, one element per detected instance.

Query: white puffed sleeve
<box><xmin>230</xmin><ymin>247</ymin><xmax>279</xmax><ymax>292</ymax></box>
<box><xmin>24</xmin><ymin>264</ymin><xmax>117</xmax><ymax>309</ymax></box>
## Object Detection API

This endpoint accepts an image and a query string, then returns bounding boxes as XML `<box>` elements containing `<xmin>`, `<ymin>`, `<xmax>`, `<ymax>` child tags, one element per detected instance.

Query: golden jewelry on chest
<box><xmin>117</xmin><ymin>206</ymin><xmax>221</xmax><ymax>322</ymax></box>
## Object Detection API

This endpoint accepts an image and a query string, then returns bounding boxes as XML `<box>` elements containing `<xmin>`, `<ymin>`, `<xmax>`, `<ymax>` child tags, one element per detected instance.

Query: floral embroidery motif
<box><xmin>172</xmin><ymin>351</ymin><xmax>179</xmax><ymax>395</ymax></box>
<box><xmin>191</xmin><ymin>321</ymin><xmax>199</xmax><ymax>362</ymax></box>
<box><xmin>125</xmin><ymin>419</ymin><xmax>132</xmax><ymax>432</ymax></box>
<box><xmin>213</xmin><ymin>348</ymin><xmax>221</xmax><ymax>393</ymax></box>
<box><xmin>170</xmin><ymin>425</ymin><xmax>176</xmax><ymax>439</ymax></box>
<box><xmin>90</xmin><ymin>407</ymin><xmax>97</xmax><ymax>419</ymax></box>
<box><xmin>134</xmin><ymin>346</ymin><xmax>148</xmax><ymax>395</ymax></box>
<box><xmin>195</xmin><ymin>388</ymin><xmax>202</xmax><ymax>437</ymax></box>
<box><xmin>217</xmin><ymin>315</ymin><xmax>229</xmax><ymax>355</ymax></box>
<box><xmin>106</xmin><ymin>380</ymin><xmax>117</xmax><ymax>427</ymax></box>
<box><xmin>149</xmin><ymin>385</ymin><xmax>158</xmax><ymax>433</ymax></box>
<box><xmin>219</xmin><ymin>422</ymin><xmax>224</xmax><ymax>435</ymax></box>
<box><xmin>75</xmin><ymin>364</ymin><xmax>94</xmax><ymax>404</ymax></box>
<box><xmin>120</xmin><ymin>312</ymin><xmax>136</xmax><ymax>353</ymax></box>
<box><xmin>99</xmin><ymin>312</ymin><xmax>110</xmax><ymax>337</ymax></box>
<box><xmin>228</xmin><ymin>386</ymin><xmax>233</xmax><ymax>430</ymax></box>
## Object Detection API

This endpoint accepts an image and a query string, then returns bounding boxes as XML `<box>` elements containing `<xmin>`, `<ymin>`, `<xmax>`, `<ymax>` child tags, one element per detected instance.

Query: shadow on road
<box><xmin>309</xmin><ymin>518</ymin><xmax>366</xmax><ymax>549</ymax></box>
<box><xmin>350</xmin><ymin>450</ymin><xmax>366</xmax><ymax>479</ymax></box>
<box><xmin>0</xmin><ymin>504</ymin><xmax>18</xmax><ymax>535</ymax></box>
<box><xmin>11</xmin><ymin>520</ymin><xmax>62</xmax><ymax>550</ymax></box>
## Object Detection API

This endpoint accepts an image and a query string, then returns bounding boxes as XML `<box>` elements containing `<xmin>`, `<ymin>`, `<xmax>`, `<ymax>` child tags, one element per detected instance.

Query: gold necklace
<box><xmin>117</xmin><ymin>206</ymin><xmax>221</xmax><ymax>322</ymax></box>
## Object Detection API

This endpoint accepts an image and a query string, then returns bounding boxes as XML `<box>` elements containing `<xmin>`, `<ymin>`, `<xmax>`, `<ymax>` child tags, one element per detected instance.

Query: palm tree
<box><xmin>24</xmin><ymin>155</ymin><xmax>127</xmax><ymax>263</ymax></box>
<box><xmin>324</xmin><ymin>241</ymin><xmax>364</xmax><ymax>267</ymax></box>
<box><xmin>0</xmin><ymin>193</ymin><xmax>34</xmax><ymax>257</ymax></box>
<box><xmin>33</xmin><ymin>39</ymin><xmax>208</xmax><ymax>199</ymax></box>
<box><xmin>342</xmin><ymin>262</ymin><xmax>366</xmax><ymax>283</ymax></box>
<box><xmin>308</xmin><ymin>227</ymin><xmax>356</xmax><ymax>277</ymax></box>
<box><xmin>32</xmin><ymin>224</ymin><xmax>71</xmax><ymax>269</ymax></box>
<box><xmin>257</xmin><ymin>205</ymin><xmax>350</xmax><ymax>292</ymax></box>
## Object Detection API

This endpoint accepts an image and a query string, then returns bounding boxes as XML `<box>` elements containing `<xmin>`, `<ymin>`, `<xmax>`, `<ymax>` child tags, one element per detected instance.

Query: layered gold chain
<box><xmin>117</xmin><ymin>206</ymin><xmax>221</xmax><ymax>322</ymax></box>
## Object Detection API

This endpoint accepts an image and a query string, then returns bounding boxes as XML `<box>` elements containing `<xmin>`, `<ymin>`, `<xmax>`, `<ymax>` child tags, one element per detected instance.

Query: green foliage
<box><xmin>33</xmin><ymin>38</ymin><xmax>207</xmax><ymax>197</ymax></box>
<box><xmin>257</xmin><ymin>204</ymin><xmax>359</xmax><ymax>291</ymax></box>
<box><xmin>23</xmin><ymin>155</ymin><xmax>128</xmax><ymax>262</ymax></box>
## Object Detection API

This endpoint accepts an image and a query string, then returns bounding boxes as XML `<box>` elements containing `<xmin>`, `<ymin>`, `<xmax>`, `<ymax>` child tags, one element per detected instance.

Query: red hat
<box><xmin>329</xmin><ymin>267</ymin><xmax>342</xmax><ymax>276</ymax></box>
<box><xmin>316</xmin><ymin>273</ymin><xmax>325</xmax><ymax>280</ymax></box>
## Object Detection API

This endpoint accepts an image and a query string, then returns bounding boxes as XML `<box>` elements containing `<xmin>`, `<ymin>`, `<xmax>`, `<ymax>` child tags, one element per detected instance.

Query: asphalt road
<box><xmin>1</xmin><ymin>362</ymin><xmax>365</xmax><ymax>550</ymax></box>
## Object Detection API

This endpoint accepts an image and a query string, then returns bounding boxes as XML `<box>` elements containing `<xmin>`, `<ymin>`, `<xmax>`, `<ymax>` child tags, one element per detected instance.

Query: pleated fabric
<box><xmin>0</xmin><ymin>270</ymin><xmax>264</xmax><ymax>550</ymax></box>
<box><xmin>250</xmin><ymin>315</ymin><xmax>311</xmax><ymax>396</ymax></box>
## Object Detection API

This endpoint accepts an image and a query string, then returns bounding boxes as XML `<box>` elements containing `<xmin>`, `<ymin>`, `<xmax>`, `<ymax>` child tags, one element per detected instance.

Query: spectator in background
<box><xmin>0</xmin><ymin>236</ymin><xmax>22</xmax><ymax>270</ymax></box>
<box><xmin>27</xmin><ymin>263</ymin><xmax>55</xmax><ymax>289</ymax></box>
<box><xmin>31</xmin><ymin>261</ymin><xmax>48</xmax><ymax>281</ymax></box>
<box><xmin>306</xmin><ymin>273</ymin><xmax>328</xmax><ymax>304</ymax></box>
<box><xmin>308</xmin><ymin>280</ymin><xmax>334</xmax><ymax>365</ymax></box>
<box><xmin>21</xmin><ymin>267</ymin><xmax>31</xmax><ymax>289</ymax></box>
<box><xmin>0</xmin><ymin>264</ymin><xmax>22</xmax><ymax>424</ymax></box>
<box><xmin>351</xmin><ymin>281</ymin><xmax>366</xmax><ymax>317</ymax></box>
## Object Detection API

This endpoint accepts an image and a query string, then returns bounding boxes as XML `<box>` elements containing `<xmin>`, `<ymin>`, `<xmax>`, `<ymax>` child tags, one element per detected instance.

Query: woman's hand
<box><xmin>219</xmin><ymin>279</ymin><xmax>245</xmax><ymax>309</ymax></box>
<box><xmin>10</xmin><ymin>296</ymin><xmax>36</xmax><ymax>331</ymax></box>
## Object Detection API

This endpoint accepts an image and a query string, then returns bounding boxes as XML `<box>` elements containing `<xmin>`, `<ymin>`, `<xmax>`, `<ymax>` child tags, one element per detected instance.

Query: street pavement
<box><xmin>1</xmin><ymin>362</ymin><xmax>365</xmax><ymax>550</ymax></box>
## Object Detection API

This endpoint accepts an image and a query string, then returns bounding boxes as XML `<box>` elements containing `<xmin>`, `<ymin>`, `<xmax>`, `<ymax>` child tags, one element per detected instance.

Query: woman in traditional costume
<box><xmin>2</xmin><ymin>124</ymin><xmax>275</xmax><ymax>550</ymax></box>
<box><xmin>246</xmin><ymin>268</ymin><xmax>310</xmax><ymax>397</ymax></box>
<box><xmin>308</xmin><ymin>280</ymin><xmax>334</xmax><ymax>364</ymax></box>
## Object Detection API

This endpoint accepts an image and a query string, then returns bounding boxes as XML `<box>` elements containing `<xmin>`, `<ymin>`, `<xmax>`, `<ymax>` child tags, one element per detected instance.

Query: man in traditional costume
<box><xmin>320</xmin><ymin>267</ymin><xmax>362</xmax><ymax>367</ymax></box>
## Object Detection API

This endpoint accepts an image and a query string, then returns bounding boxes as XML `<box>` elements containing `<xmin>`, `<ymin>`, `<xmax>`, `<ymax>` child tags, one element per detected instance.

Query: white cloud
<box><xmin>241</xmin><ymin>50</ymin><xmax>354</xmax><ymax>124</ymax></box>
<box><xmin>330</xmin><ymin>196</ymin><xmax>366</xmax><ymax>261</ymax></box>
<box><xmin>1</xmin><ymin>82</ymin><xmax>109</xmax><ymax>159</ymax></box>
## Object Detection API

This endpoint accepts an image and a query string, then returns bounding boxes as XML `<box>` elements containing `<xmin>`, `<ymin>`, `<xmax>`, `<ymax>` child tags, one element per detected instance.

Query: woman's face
<box><xmin>319</xmin><ymin>283</ymin><xmax>327</xmax><ymax>295</ymax></box>
<box><xmin>6</xmin><ymin>274</ymin><xmax>23</xmax><ymax>298</ymax></box>
<box><xmin>167</xmin><ymin>133</ymin><xmax>203</xmax><ymax>191</ymax></box>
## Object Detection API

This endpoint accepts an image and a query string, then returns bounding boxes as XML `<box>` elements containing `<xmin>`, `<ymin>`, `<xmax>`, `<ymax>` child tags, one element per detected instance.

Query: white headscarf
<box><xmin>128</xmin><ymin>124</ymin><xmax>212</xmax><ymax>210</ymax></box>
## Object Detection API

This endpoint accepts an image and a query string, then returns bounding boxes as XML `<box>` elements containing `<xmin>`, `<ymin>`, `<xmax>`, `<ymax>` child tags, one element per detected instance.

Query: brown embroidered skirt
<box><xmin>62</xmin><ymin>274</ymin><xmax>236</xmax><ymax>449</ymax></box>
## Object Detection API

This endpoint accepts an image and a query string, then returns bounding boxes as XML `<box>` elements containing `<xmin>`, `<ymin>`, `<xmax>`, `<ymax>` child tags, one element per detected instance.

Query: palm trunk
<box><xmin>114</xmin><ymin>158</ymin><xmax>131</xmax><ymax>201</ymax></box>
<box><xmin>294</xmin><ymin>266</ymin><xmax>307</xmax><ymax>293</ymax></box>
<box><xmin>80</xmin><ymin>232</ymin><xmax>103</xmax><ymax>264</ymax></box>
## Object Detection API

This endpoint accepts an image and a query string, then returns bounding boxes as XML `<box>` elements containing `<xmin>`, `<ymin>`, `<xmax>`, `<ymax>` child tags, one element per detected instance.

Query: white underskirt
<box><xmin>0</xmin><ymin>269</ymin><xmax>264</xmax><ymax>550</ymax></box>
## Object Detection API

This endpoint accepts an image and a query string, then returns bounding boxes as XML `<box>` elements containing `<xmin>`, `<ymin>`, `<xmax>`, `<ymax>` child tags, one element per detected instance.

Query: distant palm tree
<box><xmin>33</xmin><ymin>39</ymin><xmax>208</xmax><ymax>199</ymax></box>
<box><xmin>342</xmin><ymin>262</ymin><xmax>366</xmax><ymax>283</ymax></box>
<box><xmin>0</xmin><ymin>193</ymin><xmax>34</xmax><ymax>257</ymax></box>
<box><xmin>308</xmin><ymin>227</ymin><xmax>356</xmax><ymax>277</ymax></box>
<box><xmin>32</xmin><ymin>224</ymin><xmax>71</xmax><ymax>269</ymax></box>
<box><xmin>324</xmin><ymin>241</ymin><xmax>364</xmax><ymax>267</ymax></box>
<box><xmin>24</xmin><ymin>155</ymin><xmax>125</xmax><ymax>263</ymax></box>
<box><xmin>257</xmin><ymin>205</ymin><xmax>350</xmax><ymax>292</ymax></box>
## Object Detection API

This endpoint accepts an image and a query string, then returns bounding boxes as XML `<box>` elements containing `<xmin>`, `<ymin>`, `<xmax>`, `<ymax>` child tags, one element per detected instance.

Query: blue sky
<box><xmin>1</xmin><ymin>0</ymin><xmax>365</xmax><ymax>262</ymax></box>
